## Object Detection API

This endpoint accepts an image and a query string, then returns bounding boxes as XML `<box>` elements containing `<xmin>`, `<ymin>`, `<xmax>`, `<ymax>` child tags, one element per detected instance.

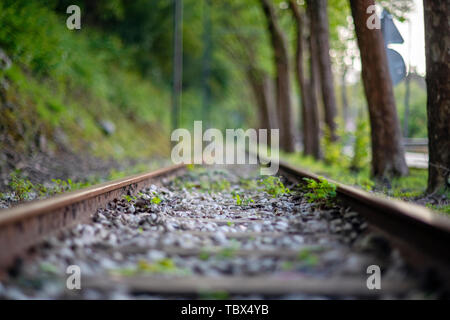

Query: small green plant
<box><xmin>51</xmin><ymin>179</ymin><xmax>70</xmax><ymax>193</ymax></box>
<box><xmin>297</xmin><ymin>248</ymin><xmax>319</xmax><ymax>267</ymax></box>
<box><xmin>111</xmin><ymin>258</ymin><xmax>186</xmax><ymax>276</ymax></box>
<box><xmin>39</xmin><ymin>262</ymin><xmax>59</xmax><ymax>275</ymax></box>
<box><xmin>356</xmin><ymin>176</ymin><xmax>375</xmax><ymax>192</ymax></box>
<box><xmin>199</xmin><ymin>291</ymin><xmax>230</xmax><ymax>300</ymax></box>
<box><xmin>426</xmin><ymin>203</ymin><xmax>450</xmax><ymax>215</ymax></box>
<box><xmin>9</xmin><ymin>170</ymin><xmax>34</xmax><ymax>201</ymax></box>
<box><xmin>217</xmin><ymin>247</ymin><xmax>237</xmax><ymax>259</ymax></box>
<box><xmin>151</xmin><ymin>194</ymin><xmax>162</xmax><ymax>204</ymax></box>
<box><xmin>211</xmin><ymin>179</ymin><xmax>231</xmax><ymax>192</ymax></box>
<box><xmin>122</xmin><ymin>195</ymin><xmax>137</xmax><ymax>202</ymax></box>
<box><xmin>50</xmin><ymin>178</ymin><xmax>90</xmax><ymax>194</ymax></box>
<box><xmin>259</xmin><ymin>176</ymin><xmax>290</xmax><ymax>197</ymax></box>
<box><xmin>239</xmin><ymin>178</ymin><xmax>258</xmax><ymax>190</ymax></box>
<box><xmin>198</xmin><ymin>250</ymin><xmax>211</xmax><ymax>261</ymax></box>
<box><xmin>281</xmin><ymin>261</ymin><xmax>294</xmax><ymax>271</ymax></box>
<box><xmin>231</xmin><ymin>191</ymin><xmax>254</xmax><ymax>206</ymax></box>
<box><xmin>303</xmin><ymin>176</ymin><xmax>337</xmax><ymax>204</ymax></box>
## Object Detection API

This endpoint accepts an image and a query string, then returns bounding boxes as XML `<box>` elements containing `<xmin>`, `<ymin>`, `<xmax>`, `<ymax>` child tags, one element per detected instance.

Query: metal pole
<box><xmin>172</xmin><ymin>0</ymin><xmax>183</xmax><ymax>133</ymax></box>
<box><xmin>201</xmin><ymin>0</ymin><xmax>212</xmax><ymax>128</ymax></box>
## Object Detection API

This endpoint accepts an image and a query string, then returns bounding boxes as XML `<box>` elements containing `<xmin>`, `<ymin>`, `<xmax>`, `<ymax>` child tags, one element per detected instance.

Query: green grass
<box><xmin>0</xmin><ymin>1</ymin><xmax>170</xmax><ymax>163</ymax></box>
<box><xmin>282</xmin><ymin>152</ymin><xmax>449</xmax><ymax>215</ymax></box>
<box><xmin>4</xmin><ymin>170</ymin><xmax>94</xmax><ymax>202</ymax></box>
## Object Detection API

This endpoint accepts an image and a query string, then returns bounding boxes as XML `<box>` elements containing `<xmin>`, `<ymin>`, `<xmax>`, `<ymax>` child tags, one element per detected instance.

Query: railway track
<box><xmin>0</xmin><ymin>160</ymin><xmax>449</xmax><ymax>299</ymax></box>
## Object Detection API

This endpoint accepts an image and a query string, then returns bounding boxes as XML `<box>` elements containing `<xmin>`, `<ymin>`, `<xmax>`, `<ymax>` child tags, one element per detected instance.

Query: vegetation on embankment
<box><xmin>0</xmin><ymin>1</ymin><xmax>171</xmax><ymax>164</ymax></box>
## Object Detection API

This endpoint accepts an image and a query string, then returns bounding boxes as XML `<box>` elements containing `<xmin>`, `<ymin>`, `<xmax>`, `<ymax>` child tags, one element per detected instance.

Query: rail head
<box><xmin>0</xmin><ymin>163</ymin><xmax>185</xmax><ymax>271</ymax></box>
<box><xmin>0</xmin><ymin>164</ymin><xmax>185</xmax><ymax>227</ymax></box>
<box><xmin>278</xmin><ymin>160</ymin><xmax>450</xmax><ymax>234</ymax></box>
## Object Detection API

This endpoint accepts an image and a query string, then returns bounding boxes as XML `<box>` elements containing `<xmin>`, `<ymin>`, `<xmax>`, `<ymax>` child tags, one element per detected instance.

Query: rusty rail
<box><xmin>0</xmin><ymin>164</ymin><xmax>185</xmax><ymax>271</ymax></box>
<box><xmin>1</xmin><ymin>158</ymin><xmax>450</xmax><ymax>288</ymax></box>
<box><xmin>278</xmin><ymin>160</ymin><xmax>450</xmax><ymax>284</ymax></box>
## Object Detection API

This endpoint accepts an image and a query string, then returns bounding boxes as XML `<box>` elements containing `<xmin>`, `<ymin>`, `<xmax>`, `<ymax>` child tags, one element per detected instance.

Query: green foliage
<box><xmin>198</xmin><ymin>250</ymin><xmax>211</xmax><ymax>261</ymax></box>
<box><xmin>151</xmin><ymin>195</ymin><xmax>162</xmax><ymax>205</ymax></box>
<box><xmin>39</xmin><ymin>262</ymin><xmax>59</xmax><ymax>275</ymax></box>
<box><xmin>0</xmin><ymin>0</ymin><xmax>170</xmax><ymax>163</ymax></box>
<box><xmin>111</xmin><ymin>258</ymin><xmax>187</xmax><ymax>276</ymax></box>
<box><xmin>50</xmin><ymin>178</ymin><xmax>90</xmax><ymax>194</ymax></box>
<box><xmin>395</xmin><ymin>77</ymin><xmax>428</xmax><ymax>138</ymax></box>
<box><xmin>198</xmin><ymin>291</ymin><xmax>230</xmax><ymax>300</ymax></box>
<box><xmin>259</xmin><ymin>176</ymin><xmax>290</xmax><ymax>197</ymax></box>
<box><xmin>297</xmin><ymin>248</ymin><xmax>319</xmax><ymax>267</ymax></box>
<box><xmin>7</xmin><ymin>170</ymin><xmax>92</xmax><ymax>201</ymax></box>
<box><xmin>426</xmin><ymin>203</ymin><xmax>450</xmax><ymax>215</ymax></box>
<box><xmin>281</xmin><ymin>261</ymin><xmax>294</xmax><ymax>271</ymax></box>
<box><xmin>350</xmin><ymin>115</ymin><xmax>371</xmax><ymax>171</ymax></box>
<box><xmin>239</xmin><ymin>178</ymin><xmax>258</xmax><ymax>190</ymax></box>
<box><xmin>211</xmin><ymin>179</ymin><xmax>231</xmax><ymax>192</ymax></box>
<box><xmin>122</xmin><ymin>195</ymin><xmax>136</xmax><ymax>203</ymax></box>
<box><xmin>217</xmin><ymin>247</ymin><xmax>237</xmax><ymax>259</ymax></box>
<box><xmin>231</xmin><ymin>191</ymin><xmax>254</xmax><ymax>206</ymax></box>
<box><xmin>321</xmin><ymin>126</ymin><xmax>344</xmax><ymax>166</ymax></box>
<box><xmin>282</xmin><ymin>154</ymin><xmax>450</xmax><ymax>214</ymax></box>
<box><xmin>302</xmin><ymin>177</ymin><xmax>337</xmax><ymax>204</ymax></box>
<box><xmin>8</xmin><ymin>170</ymin><xmax>34</xmax><ymax>200</ymax></box>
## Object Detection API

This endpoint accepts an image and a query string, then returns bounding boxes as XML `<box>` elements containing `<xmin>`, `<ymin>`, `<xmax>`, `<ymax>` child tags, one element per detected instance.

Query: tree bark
<box><xmin>307</xmin><ymin>0</ymin><xmax>338</xmax><ymax>141</ymax></box>
<box><xmin>423</xmin><ymin>0</ymin><xmax>450</xmax><ymax>193</ymax></box>
<box><xmin>306</xmin><ymin>5</ymin><xmax>322</xmax><ymax>159</ymax></box>
<box><xmin>289</xmin><ymin>0</ymin><xmax>320</xmax><ymax>158</ymax></box>
<box><xmin>349</xmin><ymin>0</ymin><xmax>408</xmax><ymax>178</ymax></box>
<box><xmin>247</xmin><ymin>67</ymin><xmax>277</xmax><ymax>133</ymax></box>
<box><xmin>260</xmin><ymin>0</ymin><xmax>296</xmax><ymax>152</ymax></box>
<box><xmin>341</xmin><ymin>66</ymin><xmax>349</xmax><ymax>129</ymax></box>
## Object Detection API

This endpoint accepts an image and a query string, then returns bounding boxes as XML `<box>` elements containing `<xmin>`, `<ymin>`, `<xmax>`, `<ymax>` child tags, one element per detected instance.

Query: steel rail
<box><xmin>1</xmin><ymin>158</ymin><xmax>449</xmax><ymax>287</ymax></box>
<box><xmin>278</xmin><ymin>160</ymin><xmax>450</xmax><ymax>284</ymax></box>
<box><xmin>0</xmin><ymin>164</ymin><xmax>185</xmax><ymax>272</ymax></box>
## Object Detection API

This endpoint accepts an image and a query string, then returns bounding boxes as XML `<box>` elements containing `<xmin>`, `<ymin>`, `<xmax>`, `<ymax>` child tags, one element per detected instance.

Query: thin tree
<box><xmin>423</xmin><ymin>0</ymin><xmax>450</xmax><ymax>193</ymax></box>
<box><xmin>306</xmin><ymin>0</ymin><xmax>338</xmax><ymax>141</ymax></box>
<box><xmin>260</xmin><ymin>0</ymin><xmax>296</xmax><ymax>152</ymax></box>
<box><xmin>218</xmin><ymin>9</ymin><xmax>278</xmax><ymax>134</ymax></box>
<box><xmin>289</xmin><ymin>0</ymin><xmax>320</xmax><ymax>158</ymax></box>
<box><xmin>349</xmin><ymin>0</ymin><xmax>408</xmax><ymax>178</ymax></box>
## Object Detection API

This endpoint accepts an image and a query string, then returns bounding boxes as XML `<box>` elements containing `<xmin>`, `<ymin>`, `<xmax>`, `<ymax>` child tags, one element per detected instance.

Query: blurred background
<box><xmin>0</xmin><ymin>0</ymin><xmax>434</xmax><ymax>208</ymax></box>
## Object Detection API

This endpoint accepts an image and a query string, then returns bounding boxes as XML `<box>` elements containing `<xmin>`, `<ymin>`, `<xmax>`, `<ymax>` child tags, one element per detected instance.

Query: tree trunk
<box><xmin>260</xmin><ymin>0</ymin><xmax>296</xmax><ymax>152</ymax></box>
<box><xmin>341</xmin><ymin>66</ymin><xmax>349</xmax><ymax>129</ymax></box>
<box><xmin>289</xmin><ymin>0</ymin><xmax>320</xmax><ymax>158</ymax></box>
<box><xmin>349</xmin><ymin>0</ymin><xmax>408</xmax><ymax>178</ymax></box>
<box><xmin>305</xmin><ymin>6</ymin><xmax>322</xmax><ymax>159</ymax></box>
<box><xmin>423</xmin><ymin>0</ymin><xmax>450</xmax><ymax>193</ymax></box>
<box><xmin>307</xmin><ymin>0</ymin><xmax>338</xmax><ymax>141</ymax></box>
<box><xmin>247</xmin><ymin>67</ymin><xmax>277</xmax><ymax>133</ymax></box>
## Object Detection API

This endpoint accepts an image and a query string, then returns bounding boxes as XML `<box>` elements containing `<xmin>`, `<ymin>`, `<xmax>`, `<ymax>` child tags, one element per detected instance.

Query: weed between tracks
<box><xmin>110</xmin><ymin>258</ymin><xmax>190</xmax><ymax>277</ymax></box>
<box><xmin>283</xmin><ymin>153</ymin><xmax>450</xmax><ymax>215</ymax></box>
